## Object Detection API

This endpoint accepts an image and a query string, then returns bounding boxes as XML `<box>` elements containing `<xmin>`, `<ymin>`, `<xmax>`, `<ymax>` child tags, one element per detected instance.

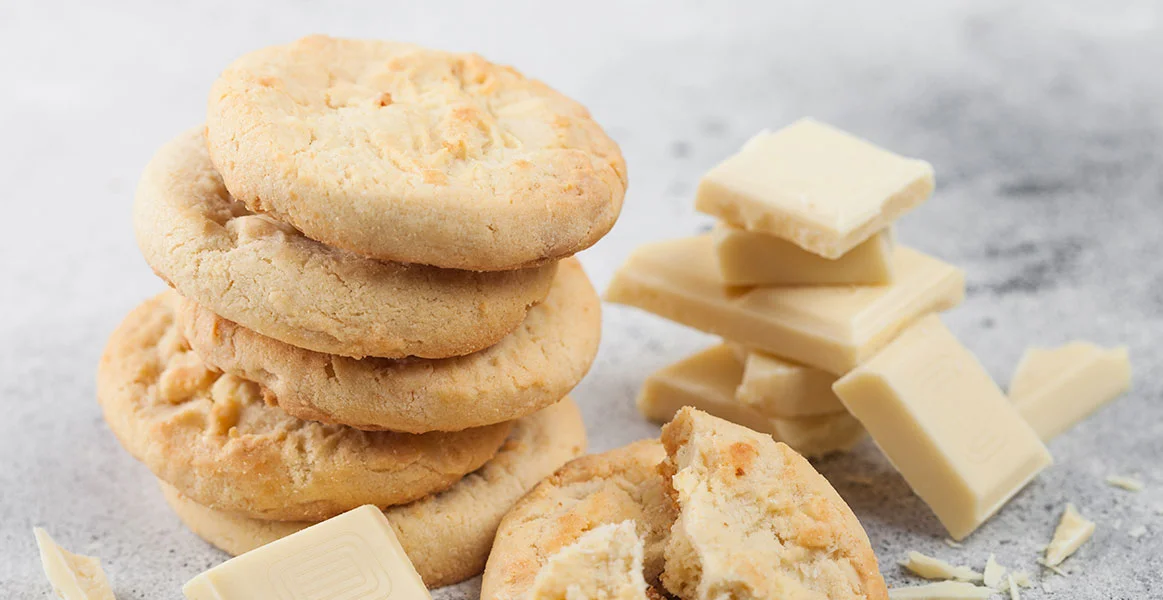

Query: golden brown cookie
<box><xmin>177</xmin><ymin>258</ymin><xmax>600</xmax><ymax>432</ymax></box>
<box><xmin>205</xmin><ymin>35</ymin><xmax>627</xmax><ymax>271</ymax></box>
<box><xmin>160</xmin><ymin>398</ymin><xmax>586</xmax><ymax>589</ymax></box>
<box><xmin>481</xmin><ymin>441</ymin><xmax>673</xmax><ymax>599</ymax></box>
<box><xmin>659</xmin><ymin>408</ymin><xmax>888</xmax><ymax>600</ymax></box>
<box><xmin>133</xmin><ymin>128</ymin><xmax>556</xmax><ymax>359</ymax></box>
<box><xmin>97</xmin><ymin>292</ymin><xmax>511</xmax><ymax>521</ymax></box>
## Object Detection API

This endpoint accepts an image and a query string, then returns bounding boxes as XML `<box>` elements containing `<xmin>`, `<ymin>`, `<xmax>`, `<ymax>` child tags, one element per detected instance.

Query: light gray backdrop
<box><xmin>2</xmin><ymin>0</ymin><xmax>1160</xmax><ymax>597</ymax></box>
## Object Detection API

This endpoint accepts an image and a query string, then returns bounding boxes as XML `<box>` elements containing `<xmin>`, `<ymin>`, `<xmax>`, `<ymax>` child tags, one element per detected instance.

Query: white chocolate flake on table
<box><xmin>983</xmin><ymin>554</ymin><xmax>1006</xmax><ymax>589</ymax></box>
<box><xmin>1044</xmin><ymin>503</ymin><xmax>1096</xmax><ymax>567</ymax></box>
<box><xmin>1007</xmin><ymin>575</ymin><xmax>1021</xmax><ymax>600</ymax></box>
<box><xmin>1104</xmin><ymin>474</ymin><xmax>1144</xmax><ymax>491</ymax></box>
<box><xmin>899</xmin><ymin>551</ymin><xmax>984</xmax><ymax>582</ymax></box>
<box><xmin>33</xmin><ymin>528</ymin><xmax>115</xmax><ymax>600</ymax></box>
<box><xmin>887</xmin><ymin>581</ymin><xmax>994</xmax><ymax>599</ymax></box>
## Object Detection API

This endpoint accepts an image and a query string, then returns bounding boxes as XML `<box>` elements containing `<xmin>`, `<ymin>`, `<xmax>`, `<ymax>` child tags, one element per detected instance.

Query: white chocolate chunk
<box><xmin>1009</xmin><ymin>342</ymin><xmax>1130</xmax><ymax>441</ymax></box>
<box><xmin>943</xmin><ymin>539</ymin><xmax>963</xmax><ymax>549</ymax></box>
<box><xmin>33</xmin><ymin>528</ymin><xmax>115</xmax><ymax>600</ymax></box>
<box><xmin>899</xmin><ymin>551</ymin><xmax>983</xmax><ymax>582</ymax></box>
<box><xmin>1010</xmin><ymin>571</ymin><xmax>1032</xmax><ymax>588</ymax></box>
<box><xmin>711</xmin><ymin>223</ymin><xmax>895</xmax><ymax>285</ymax></box>
<box><xmin>606</xmin><ymin>235</ymin><xmax>964</xmax><ymax>374</ymax></box>
<box><xmin>636</xmin><ymin>344</ymin><xmax>865</xmax><ymax>457</ymax></box>
<box><xmin>1044</xmin><ymin>503</ymin><xmax>1095</xmax><ymax>567</ymax></box>
<box><xmin>983</xmin><ymin>554</ymin><xmax>1006</xmax><ymax>589</ymax></box>
<box><xmin>735</xmin><ymin>348</ymin><xmax>844</xmax><ymax>418</ymax></box>
<box><xmin>183</xmin><ymin>505</ymin><xmax>430</xmax><ymax>600</ymax></box>
<box><xmin>833</xmin><ymin>315</ymin><xmax>1052</xmax><ymax>540</ymax></box>
<box><xmin>888</xmin><ymin>581</ymin><xmax>994</xmax><ymax>599</ymax></box>
<box><xmin>1104</xmin><ymin>474</ymin><xmax>1144</xmax><ymax>491</ymax></box>
<box><xmin>696</xmin><ymin>119</ymin><xmax>934</xmax><ymax>259</ymax></box>
<box><xmin>528</xmin><ymin>521</ymin><xmax>651</xmax><ymax>600</ymax></box>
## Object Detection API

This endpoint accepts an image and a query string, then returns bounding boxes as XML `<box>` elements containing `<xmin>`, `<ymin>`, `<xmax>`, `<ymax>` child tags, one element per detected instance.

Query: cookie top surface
<box><xmin>159</xmin><ymin>398</ymin><xmax>586</xmax><ymax>588</ymax></box>
<box><xmin>659</xmin><ymin>408</ymin><xmax>888</xmax><ymax>600</ymax></box>
<box><xmin>97</xmin><ymin>292</ymin><xmax>511</xmax><ymax>521</ymax></box>
<box><xmin>205</xmin><ymin>35</ymin><xmax>627</xmax><ymax>271</ymax></box>
<box><xmin>134</xmin><ymin>128</ymin><xmax>557</xmax><ymax>359</ymax></box>
<box><xmin>482</xmin><ymin>440</ymin><xmax>673</xmax><ymax>600</ymax></box>
<box><xmin>178</xmin><ymin>258</ymin><xmax>600</xmax><ymax>433</ymax></box>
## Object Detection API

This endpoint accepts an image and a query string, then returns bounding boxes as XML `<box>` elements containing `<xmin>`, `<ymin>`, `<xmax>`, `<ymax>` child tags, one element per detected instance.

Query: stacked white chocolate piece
<box><xmin>608</xmin><ymin>118</ymin><xmax>1131</xmax><ymax>541</ymax></box>
<box><xmin>610</xmin><ymin>118</ymin><xmax>958</xmax><ymax>458</ymax></box>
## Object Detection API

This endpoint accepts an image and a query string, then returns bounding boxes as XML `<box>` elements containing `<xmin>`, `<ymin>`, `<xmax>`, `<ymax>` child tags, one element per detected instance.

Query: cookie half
<box><xmin>97</xmin><ymin>292</ymin><xmax>511</xmax><ymax>521</ymax></box>
<box><xmin>482</xmin><ymin>440</ymin><xmax>674</xmax><ymax>599</ymax></box>
<box><xmin>134</xmin><ymin>128</ymin><xmax>557</xmax><ymax>359</ymax></box>
<box><xmin>160</xmin><ymin>398</ymin><xmax>586</xmax><ymax>589</ymax></box>
<box><xmin>483</xmin><ymin>409</ymin><xmax>889</xmax><ymax>600</ymax></box>
<box><xmin>177</xmin><ymin>258</ymin><xmax>600</xmax><ymax>432</ymax></box>
<box><xmin>205</xmin><ymin>35</ymin><xmax>627</xmax><ymax>271</ymax></box>
<box><xmin>659</xmin><ymin>408</ymin><xmax>888</xmax><ymax>599</ymax></box>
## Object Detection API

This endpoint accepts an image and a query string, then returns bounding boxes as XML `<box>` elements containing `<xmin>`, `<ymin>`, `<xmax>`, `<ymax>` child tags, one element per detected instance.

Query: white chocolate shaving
<box><xmin>888</xmin><ymin>581</ymin><xmax>994</xmax><ymax>599</ymax></box>
<box><xmin>900</xmin><ymin>551</ymin><xmax>983</xmax><ymax>582</ymax></box>
<box><xmin>1044</xmin><ymin>503</ymin><xmax>1095</xmax><ymax>566</ymax></box>
<box><xmin>983</xmin><ymin>554</ymin><xmax>1006</xmax><ymax>589</ymax></box>
<box><xmin>1105</xmin><ymin>474</ymin><xmax>1144</xmax><ymax>491</ymax></box>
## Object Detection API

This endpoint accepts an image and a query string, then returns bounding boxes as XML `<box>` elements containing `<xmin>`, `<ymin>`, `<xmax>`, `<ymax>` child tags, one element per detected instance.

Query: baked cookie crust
<box><xmin>206</xmin><ymin>35</ymin><xmax>627</xmax><ymax>271</ymax></box>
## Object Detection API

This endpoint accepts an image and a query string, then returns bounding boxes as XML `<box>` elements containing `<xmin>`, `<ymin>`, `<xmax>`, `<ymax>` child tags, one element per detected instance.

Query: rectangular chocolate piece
<box><xmin>734</xmin><ymin>346</ymin><xmax>845</xmax><ymax>418</ymax></box>
<box><xmin>695</xmin><ymin>118</ymin><xmax>934</xmax><ymax>258</ymax></box>
<box><xmin>605</xmin><ymin>235</ymin><xmax>964</xmax><ymax>374</ymax></box>
<box><xmin>636</xmin><ymin>344</ymin><xmax>865</xmax><ymax>457</ymax></box>
<box><xmin>1009</xmin><ymin>342</ymin><xmax>1131</xmax><ymax>441</ymax></box>
<box><xmin>713</xmin><ymin>223</ymin><xmax>895</xmax><ymax>286</ymax></box>
<box><xmin>833</xmin><ymin>315</ymin><xmax>1052</xmax><ymax>540</ymax></box>
<box><xmin>183</xmin><ymin>505</ymin><xmax>430</xmax><ymax>600</ymax></box>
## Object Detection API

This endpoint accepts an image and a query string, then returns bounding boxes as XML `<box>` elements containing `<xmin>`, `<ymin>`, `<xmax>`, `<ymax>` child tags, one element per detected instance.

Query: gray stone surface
<box><xmin>2</xmin><ymin>0</ymin><xmax>1160</xmax><ymax>597</ymax></box>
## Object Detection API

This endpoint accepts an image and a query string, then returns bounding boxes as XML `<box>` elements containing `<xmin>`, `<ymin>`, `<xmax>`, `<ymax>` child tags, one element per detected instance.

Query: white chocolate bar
<box><xmin>636</xmin><ymin>344</ymin><xmax>865</xmax><ymax>457</ymax></box>
<box><xmin>1009</xmin><ymin>342</ymin><xmax>1131</xmax><ymax>441</ymax></box>
<box><xmin>735</xmin><ymin>348</ymin><xmax>845</xmax><ymax>418</ymax></box>
<box><xmin>183</xmin><ymin>505</ymin><xmax>430</xmax><ymax>600</ymax></box>
<box><xmin>605</xmin><ymin>235</ymin><xmax>964</xmax><ymax>374</ymax></box>
<box><xmin>695</xmin><ymin>119</ymin><xmax>934</xmax><ymax>259</ymax></box>
<box><xmin>833</xmin><ymin>315</ymin><xmax>1052</xmax><ymax>540</ymax></box>
<box><xmin>712</xmin><ymin>223</ymin><xmax>895</xmax><ymax>286</ymax></box>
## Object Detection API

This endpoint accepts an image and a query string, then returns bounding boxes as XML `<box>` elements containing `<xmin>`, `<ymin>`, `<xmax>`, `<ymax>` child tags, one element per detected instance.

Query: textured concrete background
<box><xmin>2</xmin><ymin>0</ymin><xmax>1161</xmax><ymax>597</ymax></box>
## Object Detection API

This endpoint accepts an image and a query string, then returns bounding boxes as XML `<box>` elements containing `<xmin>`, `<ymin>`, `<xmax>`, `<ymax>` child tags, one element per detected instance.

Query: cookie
<box><xmin>659</xmin><ymin>407</ymin><xmax>888</xmax><ymax>600</ymax></box>
<box><xmin>205</xmin><ymin>35</ymin><xmax>627</xmax><ymax>271</ymax></box>
<box><xmin>177</xmin><ymin>258</ymin><xmax>600</xmax><ymax>433</ymax></box>
<box><xmin>134</xmin><ymin>129</ymin><xmax>557</xmax><ymax>359</ymax></box>
<box><xmin>159</xmin><ymin>398</ymin><xmax>586</xmax><ymax>589</ymax></box>
<box><xmin>527</xmin><ymin>521</ymin><xmax>653</xmax><ymax>600</ymax></box>
<box><xmin>481</xmin><ymin>440</ymin><xmax>674</xmax><ymax>599</ymax></box>
<box><xmin>97</xmin><ymin>292</ymin><xmax>511</xmax><ymax>521</ymax></box>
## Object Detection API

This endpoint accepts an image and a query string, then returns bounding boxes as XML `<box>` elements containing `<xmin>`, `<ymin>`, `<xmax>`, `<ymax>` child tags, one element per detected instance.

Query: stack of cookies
<box><xmin>608</xmin><ymin>118</ymin><xmax>964</xmax><ymax>458</ymax></box>
<box><xmin>98</xmin><ymin>35</ymin><xmax>626</xmax><ymax>588</ymax></box>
